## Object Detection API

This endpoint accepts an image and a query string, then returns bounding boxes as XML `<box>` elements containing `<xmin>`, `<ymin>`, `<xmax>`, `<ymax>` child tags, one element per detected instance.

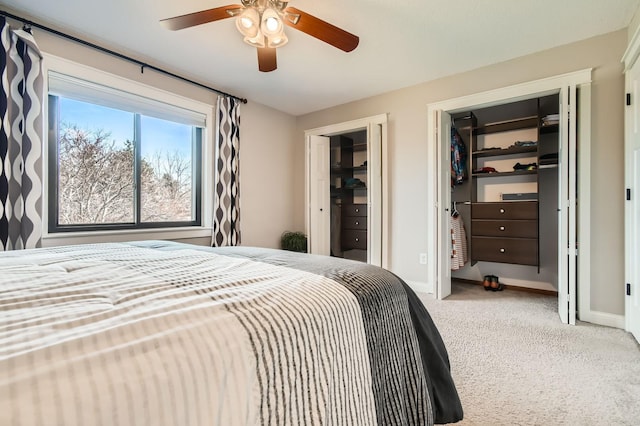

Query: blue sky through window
<box><xmin>60</xmin><ymin>97</ymin><xmax>192</xmax><ymax>158</ymax></box>
<box><xmin>140</xmin><ymin>115</ymin><xmax>192</xmax><ymax>159</ymax></box>
<box><xmin>60</xmin><ymin>97</ymin><xmax>133</xmax><ymax>145</ymax></box>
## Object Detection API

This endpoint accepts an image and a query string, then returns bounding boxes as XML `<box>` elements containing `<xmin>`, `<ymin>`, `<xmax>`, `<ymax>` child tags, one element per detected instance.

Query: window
<box><xmin>47</xmin><ymin>70</ymin><xmax>206</xmax><ymax>233</ymax></box>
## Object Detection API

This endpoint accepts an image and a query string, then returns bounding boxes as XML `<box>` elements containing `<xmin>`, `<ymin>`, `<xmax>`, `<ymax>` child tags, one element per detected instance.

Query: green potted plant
<box><xmin>280</xmin><ymin>231</ymin><xmax>308</xmax><ymax>253</ymax></box>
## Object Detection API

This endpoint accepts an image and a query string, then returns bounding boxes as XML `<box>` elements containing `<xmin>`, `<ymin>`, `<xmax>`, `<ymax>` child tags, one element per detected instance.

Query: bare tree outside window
<box><xmin>141</xmin><ymin>149</ymin><xmax>192</xmax><ymax>222</ymax></box>
<box><xmin>57</xmin><ymin>120</ymin><xmax>194</xmax><ymax>226</ymax></box>
<box><xmin>49</xmin><ymin>91</ymin><xmax>202</xmax><ymax>232</ymax></box>
<box><xmin>58</xmin><ymin>124</ymin><xmax>135</xmax><ymax>225</ymax></box>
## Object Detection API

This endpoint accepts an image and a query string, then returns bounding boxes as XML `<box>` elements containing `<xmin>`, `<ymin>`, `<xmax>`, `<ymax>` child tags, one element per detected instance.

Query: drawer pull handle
<box><xmin>499</xmin><ymin>226</ymin><xmax>505</xmax><ymax>231</ymax></box>
<box><xmin>355</xmin><ymin>221</ymin><xmax>359</xmax><ymax>225</ymax></box>
<box><xmin>355</xmin><ymin>208</ymin><xmax>359</xmax><ymax>213</ymax></box>
<box><xmin>499</xmin><ymin>248</ymin><xmax>506</xmax><ymax>253</ymax></box>
<box><xmin>355</xmin><ymin>238</ymin><xmax>359</xmax><ymax>242</ymax></box>
<box><xmin>499</xmin><ymin>208</ymin><xmax>505</xmax><ymax>214</ymax></box>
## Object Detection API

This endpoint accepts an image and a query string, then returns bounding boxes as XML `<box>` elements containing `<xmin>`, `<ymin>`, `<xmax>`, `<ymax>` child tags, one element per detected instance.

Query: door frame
<box><xmin>426</xmin><ymin>70</ymin><xmax>592</xmax><ymax>324</ymax></box>
<box><xmin>304</xmin><ymin>114</ymin><xmax>389</xmax><ymax>268</ymax></box>
<box><xmin>623</xmin><ymin>28</ymin><xmax>640</xmax><ymax>341</ymax></box>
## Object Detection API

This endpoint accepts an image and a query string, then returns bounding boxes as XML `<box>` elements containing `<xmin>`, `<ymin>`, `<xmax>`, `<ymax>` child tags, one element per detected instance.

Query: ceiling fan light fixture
<box><xmin>267</xmin><ymin>32</ymin><xmax>288</xmax><ymax>48</ymax></box>
<box><xmin>270</xmin><ymin>0</ymin><xmax>288</xmax><ymax>11</ymax></box>
<box><xmin>240</xmin><ymin>17</ymin><xmax>252</xmax><ymax>28</ymax></box>
<box><xmin>261</xmin><ymin>8</ymin><xmax>283</xmax><ymax>36</ymax></box>
<box><xmin>265</xmin><ymin>16</ymin><xmax>279</xmax><ymax>32</ymax></box>
<box><xmin>235</xmin><ymin>8</ymin><xmax>260</xmax><ymax>38</ymax></box>
<box><xmin>244</xmin><ymin>34</ymin><xmax>266</xmax><ymax>48</ymax></box>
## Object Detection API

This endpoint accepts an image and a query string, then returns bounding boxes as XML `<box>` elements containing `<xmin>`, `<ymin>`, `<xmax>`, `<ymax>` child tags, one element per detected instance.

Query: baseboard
<box><xmin>453</xmin><ymin>278</ymin><xmax>558</xmax><ymax>296</ymax></box>
<box><xmin>579</xmin><ymin>309</ymin><xmax>625</xmax><ymax>329</ymax></box>
<box><xmin>404</xmin><ymin>280</ymin><xmax>431</xmax><ymax>294</ymax></box>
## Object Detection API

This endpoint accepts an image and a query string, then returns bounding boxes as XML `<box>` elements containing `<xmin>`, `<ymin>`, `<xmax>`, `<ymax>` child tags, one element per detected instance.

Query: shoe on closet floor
<box><xmin>482</xmin><ymin>275</ymin><xmax>492</xmax><ymax>291</ymax></box>
<box><xmin>490</xmin><ymin>275</ymin><xmax>504</xmax><ymax>291</ymax></box>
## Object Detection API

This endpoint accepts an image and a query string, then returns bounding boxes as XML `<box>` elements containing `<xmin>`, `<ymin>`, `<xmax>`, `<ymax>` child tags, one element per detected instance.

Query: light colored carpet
<box><xmin>418</xmin><ymin>282</ymin><xmax>640</xmax><ymax>425</ymax></box>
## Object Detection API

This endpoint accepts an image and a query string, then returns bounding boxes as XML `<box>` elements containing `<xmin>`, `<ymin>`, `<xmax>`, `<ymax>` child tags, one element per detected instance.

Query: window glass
<box><xmin>57</xmin><ymin>97</ymin><xmax>135</xmax><ymax>225</ymax></box>
<box><xmin>49</xmin><ymin>92</ymin><xmax>202</xmax><ymax>232</ymax></box>
<box><xmin>140</xmin><ymin>115</ymin><xmax>193</xmax><ymax>222</ymax></box>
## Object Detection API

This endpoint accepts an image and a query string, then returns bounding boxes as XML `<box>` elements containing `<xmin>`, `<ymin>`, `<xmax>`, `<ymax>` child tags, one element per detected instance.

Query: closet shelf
<box><xmin>473</xmin><ymin>146</ymin><xmax>537</xmax><ymax>158</ymax></box>
<box><xmin>474</xmin><ymin>116</ymin><xmax>538</xmax><ymax>135</ymax></box>
<box><xmin>340</xmin><ymin>142</ymin><xmax>367</xmax><ymax>152</ymax></box>
<box><xmin>331</xmin><ymin>166</ymin><xmax>367</xmax><ymax>173</ymax></box>
<box><xmin>540</xmin><ymin>123</ymin><xmax>559</xmax><ymax>134</ymax></box>
<box><xmin>472</xmin><ymin>170</ymin><xmax>538</xmax><ymax>178</ymax></box>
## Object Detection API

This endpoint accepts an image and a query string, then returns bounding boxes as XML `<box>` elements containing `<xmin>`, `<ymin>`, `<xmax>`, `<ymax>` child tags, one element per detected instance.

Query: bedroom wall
<box><xmin>629</xmin><ymin>3</ymin><xmax>640</xmax><ymax>42</ymax></box>
<box><xmin>294</xmin><ymin>29</ymin><xmax>628</xmax><ymax>317</ymax></box>
<box><xmin>25</xmin><ymin>23</ymin><xmax>297</xmax><ymax>250</ymax></box>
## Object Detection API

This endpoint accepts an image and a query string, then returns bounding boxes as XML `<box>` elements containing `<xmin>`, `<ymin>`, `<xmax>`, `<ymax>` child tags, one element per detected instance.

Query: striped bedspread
<box><xmin>0</xmin><ymin>241</ymin><xmax>462</xmax><ymax>425</ymax></box>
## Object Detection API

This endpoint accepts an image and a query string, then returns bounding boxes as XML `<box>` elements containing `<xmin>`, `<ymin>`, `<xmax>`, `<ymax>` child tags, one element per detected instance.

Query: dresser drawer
<box><xmin>472</xmin><ymin>202</ymin><xmax>538</xmax><ymax>220</ymax></box>
<box><xmin>342</xmin><ymin>203</ymin><xmax>367</xmax><ymax>217</ymax></box>
<box><xmin>472</xmin><ymin>220</ymin><xmax>538</xmax><ymax>238</ymax></box>
<box><xmin>343</xmin><ymin>216</ymin><xmax>367</xmax><ymax>230</ymax></box>
<box><xmin>471</xmin><ymin>236</ymin><xmax>538</xmax><ymax>266</ymax></box>
<box><xmin>342</xmin><ymin>230</ymin><xmax>367</xmax><ymax>250</ymax></box>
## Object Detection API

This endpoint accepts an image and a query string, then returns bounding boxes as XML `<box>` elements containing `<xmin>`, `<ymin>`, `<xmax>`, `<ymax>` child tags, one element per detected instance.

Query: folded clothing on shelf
<box><xmin>542</xmin><ymin>114</ymin><xmax>560</xmax><ymax>126</ymax></box>
<box><xmin>473</xmin><ymin>167</ymin><xmax>498</xmax><ymax>174</ymax></box>
<box><xmin>343</xmin><ymin>177</ymin><xmax>366</xmax><ymax>188</ymax></box>
<box><xmin>512</xmin><ymin>140</ymin><xmax>537</xmax><ymax>148</ymax></box>
<box><xmin>513</xmin><ymin>162</ymin><xmax>538</xmax><ymax>171</ymax></box>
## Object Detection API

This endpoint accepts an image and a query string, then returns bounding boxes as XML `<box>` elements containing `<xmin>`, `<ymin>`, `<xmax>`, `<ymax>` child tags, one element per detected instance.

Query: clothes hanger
<box><xmin>452</xmin><ymin>201</ymin><xmax>459</xmax><ymax>218</ymax></box>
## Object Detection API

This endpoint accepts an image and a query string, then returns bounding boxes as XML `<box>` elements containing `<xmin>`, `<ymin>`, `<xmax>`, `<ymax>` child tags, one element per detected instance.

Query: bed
<box><xmin>0</xmin><ymin>241</ymin><xmax>463</xmax><ymax>425</ymax></box>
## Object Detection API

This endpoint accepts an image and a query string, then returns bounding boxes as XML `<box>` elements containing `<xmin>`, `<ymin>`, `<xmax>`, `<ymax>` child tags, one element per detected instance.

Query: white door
<box><xmin>626</xmin><ymin>59</ymin><xmax>640</xmax><ymax>343</ymax></box>
<box><xmin>437</xmin><ymin>110</ymin><xmax>453</xmax><ymax>299</ymax></box>
<box><xmin>308</xmin><ymin>135</ymin><xmax>330</xmax><ymax>255</ymax></box>
<box><xmin>557</xmin><ymin>86</ymin><xmax>577</xmax><ymax>325</ymax></box>
<box><xmin>368</xmin><ymin>123</ymin><xmax>383</xmax><ymax>266</ymax></box>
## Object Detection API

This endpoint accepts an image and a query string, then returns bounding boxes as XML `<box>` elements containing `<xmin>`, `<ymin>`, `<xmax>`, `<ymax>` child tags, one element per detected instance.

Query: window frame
<box><xmin>42</xmin><ymin>53</ymin><xmax>215</xmax><ymax>243</ymax></box>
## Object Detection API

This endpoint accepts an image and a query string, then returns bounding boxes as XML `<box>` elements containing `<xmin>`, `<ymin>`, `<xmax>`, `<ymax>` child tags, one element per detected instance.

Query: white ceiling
<box><xmin>1</xmin><ymin>0</ymin><xmax>639</xmax><ymax>115</ymax></box>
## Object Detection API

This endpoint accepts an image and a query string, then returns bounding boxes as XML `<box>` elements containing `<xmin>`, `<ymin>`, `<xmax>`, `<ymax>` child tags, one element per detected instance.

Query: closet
<box><xmin>306</xmin><ymin>114</ymin><xmax>386</xmax><ymax>267</ymax></box>
<box><xmin>330</xmin><ymin>133</ymin><xmax>368</xmax><ymax>262</ymax></box>
<box><xmin>449</xmin><ymin>94</ymin><xmax>560</xmax><ymax>287</ymax></box>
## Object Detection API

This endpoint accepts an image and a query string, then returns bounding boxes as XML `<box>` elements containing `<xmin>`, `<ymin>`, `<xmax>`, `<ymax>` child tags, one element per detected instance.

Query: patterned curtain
<box><xmin>212</xmin><ymin>96</ymin><xmax>240</xmax><ymax>247</ymax></box>
<box><xmin>0</xmin><ymin>18</ymin><xmax>43</xmax><ymax>251</ymax></box>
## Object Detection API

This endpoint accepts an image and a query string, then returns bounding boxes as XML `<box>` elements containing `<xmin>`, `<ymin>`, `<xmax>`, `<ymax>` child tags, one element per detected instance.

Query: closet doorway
<box><xmin>427</xmin><ymin>70</ymin><xmax>592</xmax><ymax>325</ymax></box>
<box><xmin>305</xmin><ymin>114</ymin><xmax>388</xmax><ymax>268</ymax></box>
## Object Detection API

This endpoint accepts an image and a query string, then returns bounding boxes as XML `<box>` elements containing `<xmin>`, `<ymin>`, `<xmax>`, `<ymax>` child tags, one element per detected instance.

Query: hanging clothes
<box><xmin>450</xmin><ymin>212</ymin><xmax>468</xmax><ymax>270</ymax></box>
<box><xmin>451</xmin><ymin>127</ymin><xmax>467</xmax><ymax>186</ymax></box>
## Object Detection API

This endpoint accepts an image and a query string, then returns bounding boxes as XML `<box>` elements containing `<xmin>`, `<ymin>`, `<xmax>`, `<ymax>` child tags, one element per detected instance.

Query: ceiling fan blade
<box><xmin>283</xmin><ymin>7</ymin><xmax>359</xmax><ymax>52</ymax></box>
<box><xmin>257</xmin><ymin>47</ymin><xmax>277</xmax><ymax>72</ymax></box>
<box><xmin>160</xmin><ymin>4</ymin><xmax>242</xmax><ymax>31</ymax></box>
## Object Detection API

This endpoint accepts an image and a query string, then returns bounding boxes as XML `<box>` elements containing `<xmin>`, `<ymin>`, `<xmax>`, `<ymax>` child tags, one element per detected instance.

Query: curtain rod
<box><xmin>0</xmin><ymin>9</ymin><xmax>248</xmax><ymax>104</ymax></box>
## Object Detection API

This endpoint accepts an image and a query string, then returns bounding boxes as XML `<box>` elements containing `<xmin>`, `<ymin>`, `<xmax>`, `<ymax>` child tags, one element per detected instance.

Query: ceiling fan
<box><xmin>160</xmin><ymin>0</ymin><xmax>359</xmax><ymax>72</ymax></box>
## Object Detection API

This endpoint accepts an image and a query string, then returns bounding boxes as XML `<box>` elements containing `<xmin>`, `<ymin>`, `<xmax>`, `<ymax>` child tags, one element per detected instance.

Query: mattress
<box><xmin>0</xmin><ymin>241</ymin><xmax>462</xmax><ymax>425</ymax></box>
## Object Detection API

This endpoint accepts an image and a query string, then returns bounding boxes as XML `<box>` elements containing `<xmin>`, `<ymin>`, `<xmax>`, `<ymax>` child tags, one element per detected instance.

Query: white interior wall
<box><xmin>629</xmin><ymin>3</ymin><xmax>640</xmax><ymax>42</ymax></box>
